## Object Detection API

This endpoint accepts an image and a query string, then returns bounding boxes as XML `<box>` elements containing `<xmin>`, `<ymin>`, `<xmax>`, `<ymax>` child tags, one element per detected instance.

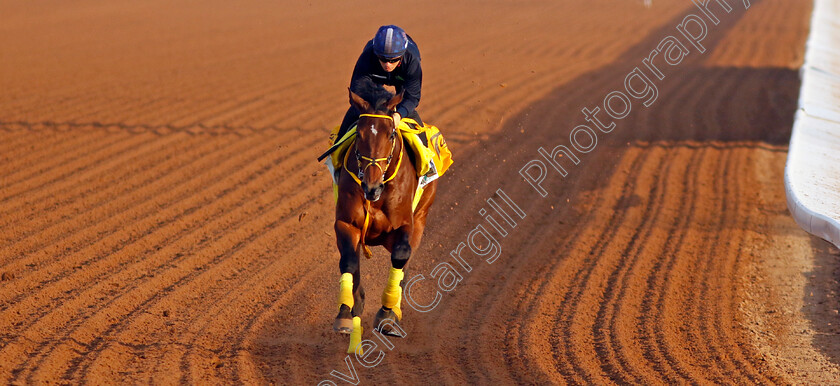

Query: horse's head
<box><xmin>349</xmin><ymin>88</ymin><xmax>403</xmax><ymax>202</ymax></box>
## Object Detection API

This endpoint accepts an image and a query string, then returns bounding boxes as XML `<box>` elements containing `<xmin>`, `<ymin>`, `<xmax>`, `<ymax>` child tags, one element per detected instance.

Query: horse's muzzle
<box><xmin>362</xmin><ymin>182</ymin><xmax>384</xmax><ymax>201</ymax></box>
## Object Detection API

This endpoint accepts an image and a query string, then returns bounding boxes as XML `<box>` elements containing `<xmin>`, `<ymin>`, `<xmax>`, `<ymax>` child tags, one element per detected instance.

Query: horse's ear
<box><xmin>386</xmin><ymin>92</ymin><xmax>403</xmax><ymax>112</ymax></box>
<box><xmin>349</xmin><ymin>89</ymin><xmax>371</xmax><ymax>113</ymax></box>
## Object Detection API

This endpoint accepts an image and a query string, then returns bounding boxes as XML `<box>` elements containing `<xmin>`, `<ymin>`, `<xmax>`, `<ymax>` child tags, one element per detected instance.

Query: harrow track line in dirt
<box><xmin>0</xmin><ymin>131</ymin><xmax>82</xmax><ymax>169</ymax></box>
<box><xmin>697</xmin><ymin>149</ymin><xmax>755</xmax><ymax>383</ymax></box>
<box><xmin>250</xmin><ymin>81</ymin><xmax>361</xmax><ymax>130</ymax></box>
<box><xmin>0</xmin><ymin>134</ymin><xmax>319</xmax><ymax>345</ymax></box>
<box><xmin>3</xmin><ymin>123</ymin><xmax>308</xmax><ymax>240</ymax></box>
<box><xmin>673</xmin><ymin>64</ymin><xmax>764</xmax><ymax>382</ymax></box>
<box><xmin>4</xmin><ymin>93</ymin><xmax>102</xmax><ymax>124</ymax></box>
<box><xmin>269</xmin><ymin>110</ymin><xmax>332</xmax><ymax>137</ymax></box>
<box><xmin>435</xmin><ymin>65</ymin><xmax>637</xmax><ymax>385</ymax></box>
<box><xmin>92</xmin><ymin>97</ymin><xmax>202</xmax><ymax>131</ymax></box>
<box><xmin>0</xmin><ymin>132</ymin><xmax>93</xmax><ymax>188</ymax></box>
<box><xmin>571</xmin><ymin>150</ymin><xmax>656</xmax><ymax>384</ymax></box>
<box><xmin>501</xmin><ymin>178</ymin><xmax>616</xmax><ymax>384</ymax></box>
<box><xmin>171</xmin><ymin>216</ymin><xmax>340</xmax><ymax>385</ymax></box>
<box><xmin>0</xmin><ymin>134</ymin><xmax>237</xmax><ymax>243</ymax></box>
<box><xmin>0</xmin><ymin>119</ymin><xmax>299</xmax><ymax>137</ymax></box>
<box><xmin>707</xmin><ymin>148</ymin><xmax>775</xmax><ymax>384</ymax></box>
<box><xmin>591</xmin><ymin>147</ymin><xmax>677</xmax><ymax>384</ymax></box>
<box><xmin>727</xmin><ymin>149</ymin><xmax>778</xmax><ymax>381</ymax></box>
<box><xmin>104</xmin><ymin>180</ymin><xmax>328</xmax><ymax>350</ymax></box>
<box><xmin>152</xmin><ymin>83</ymin><xmax>294</xmax><ymax>131</ymax></box>
<box><xmin>623</xmin><ymin>72</ymin><xmax>725</xmax><ymax>380</ymax></box>
<box><xmin>8</xmin><ymin>164</ymin><xmax>319</xmax><ymax>382</ymax></box>
<box><xmin>66</xmin><ymin>94</ymin><xmax>164</xmax><ymax>125</ymax></box>
<box><xmin>0</xmin><ymin>131</ymin><xmax>163</xmax><ymax>209</ymax></box>
<box><xmin>197</xmin><ymin>80</ymin><xmax>317</xmax><ymax>129</ymax></box>
<box><xmin>47</xmin><ymin>94</ymin><xmax>141</xmax><ymax>126</ymax></box>
<box><xmin>459</xmin><ymin>185</ymin><xmax>608</xmax><ymax>384</ymax></box>
<box><xmin>0</xmin><ymin>135</ymin><xmax>213</xmax><ymax>260</ymax></box>
<box><xmin>0</xmin><ymin>0</ymin><xmax>819</xmax><ymax>383</ymax></box>
<box><xmin>610</xmin><ymin>68</ymin><xmax>722</xmax><ymax>385</ymax></box>
<box><xmin>0</xmin><ymin>133</ymin><xmax>197</xmax><ymax>247</ymax></box>
<box><xmin>0</xmin><ymin>136</ymin><xmax>281</xmax><ymax>363</ymax></box>
<box><xmin>677</xmin><ymin>148</ymin><xmax>732</xmax><ymax>383</ymax></box>
<box><xmin>701</xmin><ymin>147</ymin><xmax>760</xmax><ymax>383</ymax></box>
<box><xmin>165</xmin><ymin>94</ymin><xmax>278</xmax><ymax>130</ymax></box>
<box><xmin>170</xmin><ymin>260</ymin><xmax>323</xmax><ymax>384</ymax></box>
<box><xmin>198</xmin><ymin>95</ymin><xmax>276</xmax><ymax>130</ymax></box>
<box><xmin>638</xmin><ymin>147</ymin><xmax>707</xmax><ymax>383</ymax></box>
<box><xmin>617</xmin><ymin>146</ymin><xmax>702</xmax><ymax>382</ymax></box>
<box><xmin>682</xmin><ymin>147</ymin><xmax>771</xmax><ymax>384</ymax></box>
<box><xmin>18</xmin><ymin>142</ymin><xmax>328</xmax><ymax>376</ymax></box>
<box><xmin>78</xmin><ymin>80</ymin><xmax>253</xmax><ymax>130</ymax></box>
<box><xmin>20</xmin><ymin>93</ymin><xmax>128</xmax><ymax>129</ymax></box>
<box><xmin>0</xmin><ymin>130</ymin><xmax>136</xmax><ymax>201</ymax></box>
<box><xmin>0</xmin><ymin>135</ymin><xmax>290</xmax><ymax>323</ymax></box>
<box><xmin>98</xmin><ymin>77</ymin><xmax>254</xmax><ymax>126</ymax></box>
<box><xmin>430</xmin><ymin>69</ymin><xmax>566</xmax><ymax>131</ymax></box>
<box><xmin>44</xmin><ymin>179</ymin><xmax>330</xmax><ymax>384</ymax></box>
<box><xmin>550</xmin><ymin>148</ymin><xmax>653</xmax><ymax>383</ymax></box>
<box><xmin>575</xmin><ymin>150</ymin><xmax>669</xmax><ymax>383</ymax></box>
<box><xmin>235</xmin><ymin>223</ymin><xmax>378</xmax><ymax>384</ymax></box>
<box><xmin>0</xmin><ymin>133</ymin><xmax>280</xmax><ymax>306</ymax></box>
<box><xmin>75</xmin><ymin>222</ymin><xmax>324</xmax><ymax>383</ymax></box>
<box><xmin>427</xmin><ymin>45</ymin><xmax>629</xmax><ymax>129</ymax></box>
<box><xmin>240</xmin><ymin>104</ymin><xmax>322</xmax><ymax>133</ymax></box>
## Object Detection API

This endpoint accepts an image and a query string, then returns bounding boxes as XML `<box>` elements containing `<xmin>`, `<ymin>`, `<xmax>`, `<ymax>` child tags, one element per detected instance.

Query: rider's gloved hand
<box><xmin>392</xmin><ymin>112</ymin><xmax>401</xmax><ymax>127</ymax></box>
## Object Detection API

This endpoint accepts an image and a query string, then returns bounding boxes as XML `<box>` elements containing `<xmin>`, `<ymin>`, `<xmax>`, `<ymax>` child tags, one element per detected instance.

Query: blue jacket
<box><xmin>349</xmin><ymin>35</ymin><xmax>421</xmax><ymax>118</ymax></box>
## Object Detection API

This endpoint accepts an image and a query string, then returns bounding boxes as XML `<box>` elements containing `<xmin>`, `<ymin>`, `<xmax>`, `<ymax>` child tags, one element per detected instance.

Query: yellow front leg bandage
<box><xmin>338</xmin><ymin>272</ymin><xmax>354</xmax><ymax>309</ymax></box>
<box><xmin>381</xmin><ymin>267</ymin><xmax>404</xmax><ymax>320</ymax></box>
<box><xmin>348</xmin><ymin>316</ymin><xmax>363</xmax><ymax>355</ymax></box>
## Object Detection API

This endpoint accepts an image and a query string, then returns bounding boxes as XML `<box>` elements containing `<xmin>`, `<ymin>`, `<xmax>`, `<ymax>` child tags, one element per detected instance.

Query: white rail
<box><xmin>785</xmin><ymin>0</ymin><xmax>840</xmax><ymax>249</ymax></box>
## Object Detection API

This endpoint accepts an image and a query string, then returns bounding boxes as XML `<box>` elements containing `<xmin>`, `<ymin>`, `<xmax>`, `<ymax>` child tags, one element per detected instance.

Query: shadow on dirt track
<box><xmin>254</xmin><ymin>2</ymin><xmax>807</xmax><ymax>383</ymax></box>
<box><xmin>806</xmin><ymin>238</ymin><xmax>840</xmax><ymax>368</ymax></box>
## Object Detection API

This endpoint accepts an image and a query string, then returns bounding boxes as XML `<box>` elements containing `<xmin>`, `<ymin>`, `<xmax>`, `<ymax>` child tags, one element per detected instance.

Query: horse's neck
<box><xmin>389</xmin><ymin>135</ymin><xmax>411</xmax><ymax>179</ymax></box>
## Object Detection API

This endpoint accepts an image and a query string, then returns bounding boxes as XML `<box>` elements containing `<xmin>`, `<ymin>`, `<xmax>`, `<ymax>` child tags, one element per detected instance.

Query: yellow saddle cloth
<box><xmin>325</xmin><ymin>118</ymin><xmax>454</xmax><ymax>210</ymax></box>
<box><xmin>327</xmin><ymin>118</ymin><xmax>453</xmax><ymax>179</ymax></box>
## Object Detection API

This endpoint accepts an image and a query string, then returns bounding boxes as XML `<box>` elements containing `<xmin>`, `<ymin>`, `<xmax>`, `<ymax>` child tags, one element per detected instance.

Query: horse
<box><xmin>332</xmin><ymin>83</ymin><xmax>438</xmax><ymax>351</ymax></box>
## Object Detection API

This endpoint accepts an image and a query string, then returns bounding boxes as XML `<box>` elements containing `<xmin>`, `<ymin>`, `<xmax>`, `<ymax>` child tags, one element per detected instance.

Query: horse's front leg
<box><xmin>374</xmin><ymin>224</ymin><xmax>412</xmax><ymax>337</ymax></box>
<box><xmin>334</xmin><ymin>220</ymin><xmax>365</xmax><ymax>333</ymax></box>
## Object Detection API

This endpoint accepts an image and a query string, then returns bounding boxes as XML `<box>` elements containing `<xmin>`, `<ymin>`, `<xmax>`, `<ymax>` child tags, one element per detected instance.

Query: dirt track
<box><xmin>2</xmin><ymin>0</ymin><xmax>837</xmax><ymax>384</ymax></box>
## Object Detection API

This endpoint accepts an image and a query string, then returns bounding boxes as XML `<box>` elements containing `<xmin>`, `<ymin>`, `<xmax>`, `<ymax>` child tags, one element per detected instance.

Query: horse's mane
<box><xmin>351</xmin><ymin>77</ymin><xmax>395</xmax><ymax>112</ymax></box>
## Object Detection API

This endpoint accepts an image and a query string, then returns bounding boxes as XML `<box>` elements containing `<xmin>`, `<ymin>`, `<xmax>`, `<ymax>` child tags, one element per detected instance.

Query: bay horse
<box><xmin>333</xmin><ymin>82</ymin><xmax>438</xmax><ymax>350</ymax></box>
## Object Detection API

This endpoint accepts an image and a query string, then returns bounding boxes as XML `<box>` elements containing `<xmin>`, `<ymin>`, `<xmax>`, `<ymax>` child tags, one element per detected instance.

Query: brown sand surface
<box><xmin>1</xmin><ymin>0</ymin><xmax>836</xmax><ymax>384</ymax></box>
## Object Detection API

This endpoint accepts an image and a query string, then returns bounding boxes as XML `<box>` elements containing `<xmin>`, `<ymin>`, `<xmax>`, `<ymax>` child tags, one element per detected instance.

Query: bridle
<box><xmin>351</xmin><ymin>113</ymin><xmax>403</xmax><ymax>184</ymax></box>
<box><xmin>345</xmin><ymin>113</ymin><xmax>405</xmax><ymax>260</ymax></box>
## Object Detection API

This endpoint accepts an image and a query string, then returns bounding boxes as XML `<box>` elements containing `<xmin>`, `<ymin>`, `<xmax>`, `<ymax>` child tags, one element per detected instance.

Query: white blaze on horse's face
<box><xmin>355</xmin><ymin>118</ymin><xmax>391</xmax><ymax>201</ymax></box>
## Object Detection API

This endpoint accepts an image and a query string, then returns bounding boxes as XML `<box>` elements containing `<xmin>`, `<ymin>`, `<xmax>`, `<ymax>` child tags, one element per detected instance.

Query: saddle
<box><xmin>322</xmin><ymin>118</ymin><xmax>453</xmax><ymax>209</ymax></box>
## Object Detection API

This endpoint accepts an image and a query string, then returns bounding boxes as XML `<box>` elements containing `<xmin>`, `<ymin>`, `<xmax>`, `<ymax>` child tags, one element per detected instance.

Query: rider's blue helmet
<box><xmin>373</xmin><ymin>25</ymin><xmax>408</xmax><ymax>59</ymax></box>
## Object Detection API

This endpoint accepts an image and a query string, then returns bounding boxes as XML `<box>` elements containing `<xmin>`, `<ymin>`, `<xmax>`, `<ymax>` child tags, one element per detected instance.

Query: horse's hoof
<box><xmin>334</xmin><ymin>304</ymin><xmax>353</xmax><ymax>334</ymax></box>
<box><xmin>373</xmin><ymin>307</ymin><xmax>405</xmax><ymax>338</ymax></box>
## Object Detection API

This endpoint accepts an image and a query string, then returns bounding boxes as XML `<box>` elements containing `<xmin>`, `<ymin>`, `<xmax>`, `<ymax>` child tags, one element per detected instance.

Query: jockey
<box><xmin>335</xmin><ymin>25</ymin><xmax>423</xmax><ymax>143</ymax></box>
